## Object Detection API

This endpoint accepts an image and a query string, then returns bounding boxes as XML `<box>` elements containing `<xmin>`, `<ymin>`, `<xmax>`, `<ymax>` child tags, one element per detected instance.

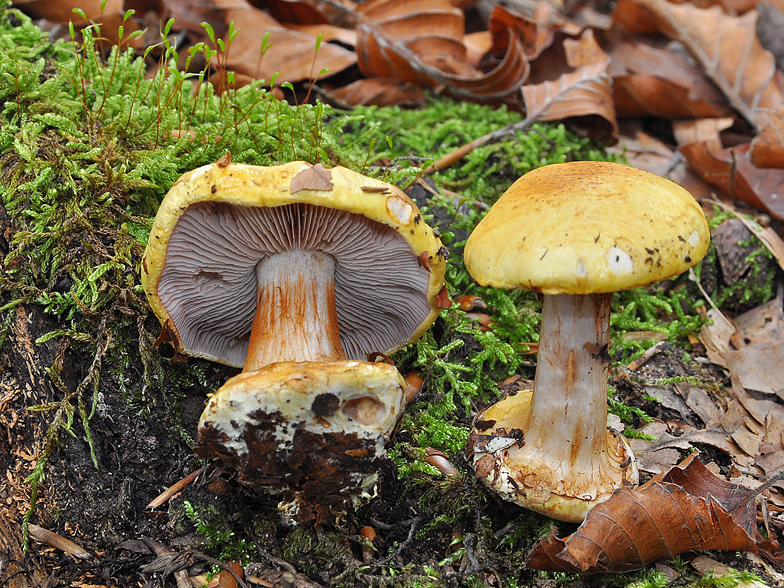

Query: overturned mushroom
<box><xmin>464</xmin><ymin>161</ymin><xmax>710</xmax><ymax>522</ymax></box>
<box><xmin>142</xmin><ymin>161</ymin><xmax>447</xmax><ymax>522</ymax></box>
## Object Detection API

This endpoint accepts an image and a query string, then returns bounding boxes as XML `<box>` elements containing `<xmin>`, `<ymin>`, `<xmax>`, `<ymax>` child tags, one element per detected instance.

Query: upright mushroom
<box><xmin>142</xmin><ymin>161</ymin><xmax>447</xmax><ymax>522</ymax></box>
<box><xmin>464</xmin><ymin>161</ymin><xmax>710</xmax><ymax>522</ymax></box>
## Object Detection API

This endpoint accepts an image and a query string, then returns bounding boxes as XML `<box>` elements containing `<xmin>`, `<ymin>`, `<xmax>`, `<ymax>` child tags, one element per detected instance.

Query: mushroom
<box><xmin>464</xmin><ymin>161</ymin><xmax>710</xmax><ymax>522</ymax></box>
<box><xmin>141</xmin><ymin>161</ymin><xmax>447</xmax><ymax>522</ymax></box>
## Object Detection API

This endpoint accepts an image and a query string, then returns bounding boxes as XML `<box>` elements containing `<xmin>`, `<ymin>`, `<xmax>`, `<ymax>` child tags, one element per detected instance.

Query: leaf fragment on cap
<box><xmin>290</xmin><ymin>163</ymin><xmax>333</xmax><ymax>193</ymax></box>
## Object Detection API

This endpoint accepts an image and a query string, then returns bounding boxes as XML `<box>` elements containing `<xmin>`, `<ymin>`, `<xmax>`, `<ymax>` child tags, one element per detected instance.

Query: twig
<box><xmin>751</xmin><ymin>468</ymin><xmax>784</xmax><ymax>499</ymax></box>
<box><xmin>366</xmin><ymin>516</ymin><xmax>425</xmax><ymax>568</ymax></box>
<box><xmin>427</xmin><ymin>119</ymin><xmax>534</xmax><ymax>173</ymax></box>
<box><xmin>146</xmin><ymin>467</ymin><xmax>205</xmax><ymax>510</ymax></box>
<box><xmin>461</xmin><ymin>533</ymin><xmax>483</xmax><ymax>574</ymax></box>
<box><xmin>611</xmin><ymin>340</ymin><xmax>667</xmax><ymax>383</ymax></box>
<box><xmin>250</xmin><ymin>541</ymin><xmax>299</xmax><ymax>577</ymax></box>
<box><xmin>26</xmin><ymin>524</ymin><xmax>92</xmax><ymax>560</ymax></box>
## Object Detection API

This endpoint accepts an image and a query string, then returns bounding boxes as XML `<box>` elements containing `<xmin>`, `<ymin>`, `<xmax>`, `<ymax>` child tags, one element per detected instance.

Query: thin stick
<box><xmin>191</xmin><ymin>549</ymin><xmax>250</xmax><ymax>588</ymax></box>
<box><xmin>147</xmin><ymin>467</ymin><xmax>205</xmax><ymax>510</ymax></box>
<box><xmin>427</xmin><ymin>118</ymin><xmax>535</xmax><ymax>173</ymax></box>
<box><xmin>611</xmin><ymin>340</ymin><xmax>667</xmax><ymax>383</ymax></box>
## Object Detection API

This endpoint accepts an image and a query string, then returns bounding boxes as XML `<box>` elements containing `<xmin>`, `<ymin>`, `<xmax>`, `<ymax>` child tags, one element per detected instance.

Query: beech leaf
<box><xmin>526</xmin><ymin>453</ymin><xmax>780</xmax><ymax>573</ymax></box>
<box><xmin>609</xmin><ymin>39</ymin><xmax>733</xmax><ymax>119</ymax></box>
<box><xmin>326</xmin><ymin>77</ymin><xmax>426</xmax><ymax>106</ymax></box>
<box><xmin>631</xmin><ymin>0</ymin><xmax>784</xmax><ymax>128</ymax></box>
<box><xmin>521</xmin><ymin>57</ymin><xmax>617</xmax><ymax>139</ymax></box>
<box><xmin>219</xmin><ymin>3</ymin><xmax>357</xmax><ymax>85</ymax></box>
<box><xmin>290</xmin><ymin>163</ymin><xmax>333</xmax><ymax>193</ymax></box>
<box><xmin>750</xmin><ymin>107</ymin><xmax>784</xmax><ymax>168</ymax></box>
<box><xmin>680</xmin><ymin>141</ymin><xmax>784</xmax><ymax>220</ymax></box>
<box><xmin>353</xmin><ymin>0</ymin><xmax>529</xmax><ymax>103</ymax></box>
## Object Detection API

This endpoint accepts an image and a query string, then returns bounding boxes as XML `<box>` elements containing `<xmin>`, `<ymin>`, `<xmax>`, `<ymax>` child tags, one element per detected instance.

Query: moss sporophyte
<box><xmin>2</xmin><ymin>3</ymin><xmax>777</xmax><ymax>585</ymax></box>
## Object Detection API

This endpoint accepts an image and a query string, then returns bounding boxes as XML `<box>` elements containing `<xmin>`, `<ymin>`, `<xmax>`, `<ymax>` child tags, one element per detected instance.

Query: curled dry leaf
<box><xmin>356</xmin><ymin>0</ymin><xmax>471</xmax><ymax>77</ymax></box>
<box><xmin>526</xmin><ymin>453</ymin><xmax>779</xmax><ymax>573</ymax></box>
<box><xmin>353</xmin><ymin>0</ymin><xmax>529</xmax><ymax>103</ymax></box>
<box><xmin>325</xmin><ymin>77</ymin><xmax>427</xmax><ymax>107</ymax></box>
<box><xmin>672</xmin><ymin>118</ymin><xmax>735</xmax><ymax>153</ymax></box>
<box><xmin>630</xmin><ymin>0</ymin><xmax>784</xmax><ymax>127</ymax></box>
<box><xmin>750</xmin><ymin>106</ymin><xmax>784</xmax><ymax>168</ymax></box>
<box><xmin>521</xmin><ymin>33</ymin><xmax>617</xmax><ymax>139</ymax></box>
<box><xmin>264</xmin><ymin>0</ymin><xmax>334</xmax><ymax>25</ymax></box>
<box><xmin>680</xmin><ymin>141</ymin><xmax>784</xmax><ymax>219</ymax></box>
<box><xmin>464</xmin><ymin>31</ymin><xmax>493</xmax><ymax>68</ymax></box>
<box><xmin>16</xmin><ymin>0</ymin><xmax>139</xmax><ymax>46</ymax></box>
<box><xmin>283</xmin><ymin>23</ymin><xmax>358</xmax><ymax>47</ymax></box>
<box><xmin>611</xmin><ymin>0</ymin><xmax>662</xmax><ymax>35</ymax></box>
<box><xmin>562</xmin><ymin>29</ymin><xmax>604</xmax><ymax>68</ymax></box>
<box><xmin>488</xmin><ymin>4</ymin><xmax>562</xmax><ymax>60</ymax></box>
<box><xmin>219</xmin><ymin>3</ymin><xmax>356</xmax><ymax>85</ymax></box>
<box><xmin>609</xmin><ymin>40</ymin><xmax>733</xmax><ymax>119</ymax></box>
<box><xmin>15</xmin><ymin>0</ymin><xmax>122</xmax><ymax>24</ymax></box>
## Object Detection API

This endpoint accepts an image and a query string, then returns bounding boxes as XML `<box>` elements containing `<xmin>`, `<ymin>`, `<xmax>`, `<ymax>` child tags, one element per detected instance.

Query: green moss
<box><xmin>697</xmin><ymin>206</ymin><xmax>777</xmax><ymax>311</ymax></box>
<box><xmin>183</xmin><ymin>500</ymin><xmax>254</xmax><ymax>564</ymax></box>
<box><xmin>696</xmin><ymin>568</ymin><xmax>763</xmax><ymax>587</ymax></box>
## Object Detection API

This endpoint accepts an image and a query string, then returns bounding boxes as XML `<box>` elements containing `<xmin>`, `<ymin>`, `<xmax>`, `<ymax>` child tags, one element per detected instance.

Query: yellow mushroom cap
<box><xmin>141</xmin><ymin>161</ymin><xmax>447</xmax><ymax>367</ymax></box>
<box><xmin>464</xmin><ymin>161</ymin><xmax>710</xmax><ymax>295</ymax></box>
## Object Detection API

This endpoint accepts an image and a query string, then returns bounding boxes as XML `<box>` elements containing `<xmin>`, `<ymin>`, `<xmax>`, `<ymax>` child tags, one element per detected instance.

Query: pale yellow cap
<box><xmin>464</xmin><ymin>161</ymin><xmax>710</xmax><ymax>295</ymax></box>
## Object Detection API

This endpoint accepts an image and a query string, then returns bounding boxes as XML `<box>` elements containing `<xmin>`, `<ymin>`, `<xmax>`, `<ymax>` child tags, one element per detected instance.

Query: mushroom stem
<box><xmin>527</xmin><ymin>292</ymin><xmax>613</xmax><ymax>479</ymax></box>
<box><xmin>244</xmin><ymin>249</ymin><xmax>346</xmax><ymax>371</ymax></box>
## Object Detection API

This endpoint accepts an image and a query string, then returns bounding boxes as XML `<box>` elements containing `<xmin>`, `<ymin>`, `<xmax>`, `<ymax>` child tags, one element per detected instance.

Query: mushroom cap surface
<box><xmin>197</xmin><ymin>360</ymin><xmax>406</xmax><ymax>524</ymax></box>
<box><xmin>464</xmin><ymin>161</ymin><xmax>710</xmax><ymax>295</ymax></box>
<box><xmin>141</xmin><ymin>161</ymin><xmax>447</xmax><ymax>366</ymax></box>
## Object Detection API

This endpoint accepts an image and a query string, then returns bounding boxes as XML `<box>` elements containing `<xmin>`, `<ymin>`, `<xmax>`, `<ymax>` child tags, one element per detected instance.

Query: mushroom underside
<box><xmin>157</xmin><ymin>202</ymin><xmax>432</xmax><ymax>366</ymax></box>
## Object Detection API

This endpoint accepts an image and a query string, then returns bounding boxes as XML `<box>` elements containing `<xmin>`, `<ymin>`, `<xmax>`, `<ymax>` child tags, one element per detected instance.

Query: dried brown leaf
<box><xmin>463</xmin><ymin>31</ymin><xmax>493</xmax><ymax>67</ymax></box>
<box><xmin>672</xmin><ymin>118</ymin><xmax>735</xmax><ymax>153</ymax></box>
<box><xmin>290</xmin><ymin>163</ymin><xmax>333</xmax><ymax>193</ymax></box>
<box><xmin>15</xmin><ymin>0</ymin><xmax>123</xmax><ymax>23</ymax></box>
<box><xmin>526</xmin><ymin>453</ymin><xmax>775</xmax><ymax>573</ymax></box>
<box><xmin>680</xmin><ymin>142</ymin><xmax>784</xmax><ymax>219</ymax></box>
<box><xmin>264</xmin><ymin>0</ymin><xmax>332</xmax><ymax>25</ymax></box>
<box><xmin>220</xmin><ymin>3</ymin><xmax>356</xmax><ymax>85</ymax></box>
<box><xmin>488</xmin><ymin>4</ymin><xmax>567</xmax><ymax>60</ymax></box>
<box><xmin>356</xmin><ymin>0</ymin><xmax>472</xmax><ymax>76</ymax></box>
<box><xmin>283</xmin><ymin>23</ymin><xmax>358</xmax><ymax>47</ymax></box>
<box><xmin>750</xmin><ymin>105</ymin><xmax>784</xmax><ymax>168</ymax></box>
<box><xmin>325</xmin><ymin>77</ymin><xmax>427</xmax><ymax>107</ymax></box>
<box><xmin>611</xmin><ymin>0</ymin><xmax>662</xmax><ymax>35</ymax></box>
<box><xmin>631</xmin><ymin>0</ymin><xmax>784</xmax><ymax>128</ymax></box>
<box><xmin>521</xmin><ymin>52</ymin><xmax>617</xmax><ymax>139</ymax></box>
<box><xmin>609</xmin><ymin>40</ymin><xmax>733</xmax><ymax>119</ymax></box>
<box><xmin>353</xmin><ymin>0</ymin><xmax>529</xmax><ymax>103</ymax></box>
